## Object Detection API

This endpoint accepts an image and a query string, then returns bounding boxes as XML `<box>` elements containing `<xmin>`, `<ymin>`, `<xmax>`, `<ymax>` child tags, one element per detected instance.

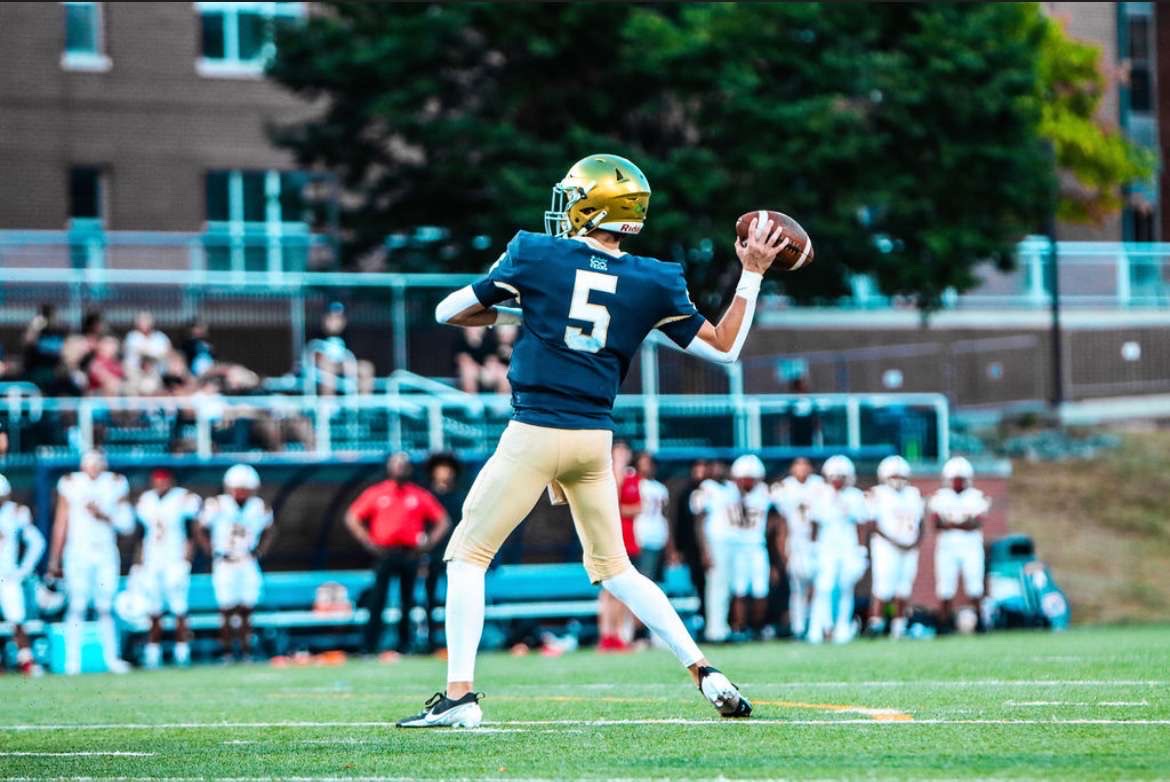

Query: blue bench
<box><xmin>3</xmin><ymin>564</ymin><xmax>698</xmax><ymax>649</ymax></box>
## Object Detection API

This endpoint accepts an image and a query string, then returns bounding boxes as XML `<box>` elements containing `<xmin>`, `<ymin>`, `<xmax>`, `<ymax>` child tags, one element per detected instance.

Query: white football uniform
<box><xmin>58</xmin><ymin>471</ymin><xmax>132</xmax><ymax>615</ymax></box>
<box><xmin>202</xmin><ymin>494</ymin><xmax>273</xmax><ymax>609</ymax></box>
<box><xmin>771</xmin><ymin>474</ymin><xmax>825</xmax><ymax>637</ymax></box>
<box><xmin>136</xmin><ymin>488</ymin><xmax>201</xmax><ymax>616</ymax></box>
<box><xmin>0</xmin><ymin>501</ymin><xmax>45</xmax><ymax>624</ymax></box>
<box><xmin>697</xmin><ymin>478</ymin><xmax>734</xmax><ymax>641</ymax></box>
<box><xmin>633</xmin><ymin>478</ymin><xmax>670</xmax><ymax>552</ymax></box>
<box><xmin>808</xmin><ymin>486</ymin><xmax>869</xmax><ymax>640</ymax></box>
<box><xmin>868</xmin><ymin>484</ymin><xmax>925</xmax><ymax>601</ymax></box>
<box><xmin>930</xmin><ymin>487</ymin><xmax>990</xmax><ymax>600</ymax></box>
<box><xmin>706</xmin><ymin>483</ymin><xmax>772</xmax><ymax>600</ymax></box>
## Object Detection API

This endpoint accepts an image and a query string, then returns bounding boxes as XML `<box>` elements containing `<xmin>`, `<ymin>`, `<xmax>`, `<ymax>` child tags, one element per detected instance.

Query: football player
<box><xmin>706</xmin><ymin>455</ymin><xmax>777</xmax><ymax>640</ymax></box>
<box><xmin>198</xmin><ymin>465</ymin><xmax>274</xmax><ymax>661</ymax></box>
<box><xmin>402</xmin><ymin>154</ymin><xmax>787</xmax><ymax>727</ymax></box>
<box><xmin>0</xmin><ymin>474</ymin><xmax>46</xmax><ymax>675</ymax></box>
<box><xmin>631</xmin><ymin>452</ymin><xmax>670</xmax><ymax>583</ymax></box>
<box><xmin>134</xmin><ymin>468</ymin><xmax>201</xmax><ymax>668</ymax></box>
<box><xmin>46</xmin><ymin>450</ymin><xmax>134</xmax><ymax>675</ymax></box>
<box><xmin>807</xmin><ymin>455</ymin><xmax>869</xmax><ymax>644</ymax></box>
<box><xmin>929</xmin><ymin>457</ymin><xmax>989</xmax><ymax>634</ymax></box>
<box><xmin>866</xmin><ymin>455</ymin><xmax>924</xmax><ymax>639</ymax></box>
<box><xmin>771</xmin><ymin>457</ymin><xmax>825</xmax><ymax>639</ymax></box>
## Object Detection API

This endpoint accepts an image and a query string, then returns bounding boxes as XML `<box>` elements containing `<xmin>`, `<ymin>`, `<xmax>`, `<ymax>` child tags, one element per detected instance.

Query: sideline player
<box><xmin>198</xmin><ymin>465</ymin><xmax>274</xmax><ymax>661</ymax></box>
<box><xmin>135</xmin><ymin>468</ymin><xmax>201</xmax><ymax>667</ymax></box>
<box><xmin>866</xmin><ymin>455</ymin><xmax>924</xmax><ymax>639</ymax></box>
<box><xmin>401</xmin><ymin>154</ymin><xmax>787</xmax><ymax>727</ymax></box>
<box><xmin>632</xmin><ymin>452</ymin><xmax>670</xmax><ymax>583</ymax></box>
<box><xmin>929</xmin><ymin>457</ymin><xmax>989</xmax><ymax>634</ymax></box>
<box><xmin>707</xmin><ymin>455</ymin><xmax>776</xmax><ymax>640</ymax></box>
<box><xmin>808</xmin><ymin>455</ymin><xmax>869</xmax><ymax>644</ymax></box>
<box><xmin>0</xmin><ymin>474</ymin><xmax>46</xmax><ymax>675</ymax></box>
<box><xmin>47</xmin><ymin>450</ymin><xmax>134</xmax><ymax>675</ymax></box>
<box><xmin>771</xmin><ymin>457</ymin><xmax>824</xmax><ymax>639</ymax></box>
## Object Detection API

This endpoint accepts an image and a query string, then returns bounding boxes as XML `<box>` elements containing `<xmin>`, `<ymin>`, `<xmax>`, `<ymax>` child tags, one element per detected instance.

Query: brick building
<box><xmin>0</xmin><ymin>2</ymin><xmax>316</xmax><ymax>242</ymax></box>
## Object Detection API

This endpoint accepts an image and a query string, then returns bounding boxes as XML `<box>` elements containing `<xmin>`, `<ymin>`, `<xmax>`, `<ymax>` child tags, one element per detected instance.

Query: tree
<box><xmin>1036</xmin><ymin>10</ymin><xmax>1156</xmax><ymax>225</ymax></box>
<box><xmin>267</xmin><ymin>3</ymin><xmax>1094</xmax><ymax>311</ymax></box>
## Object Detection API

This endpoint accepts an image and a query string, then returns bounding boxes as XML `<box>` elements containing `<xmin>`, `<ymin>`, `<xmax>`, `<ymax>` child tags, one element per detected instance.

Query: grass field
<box><xmin>2</xmin><ymin>625</ymin><xmax>1169</xmax><ymax>780</ymax></box>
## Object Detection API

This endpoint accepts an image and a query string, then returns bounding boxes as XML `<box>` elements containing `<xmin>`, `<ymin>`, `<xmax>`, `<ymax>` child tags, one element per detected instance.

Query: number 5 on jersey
<box><xmin>564</xmin><ymin>269</ymin><xmax>618</xmax><ymax>353</ymax></box>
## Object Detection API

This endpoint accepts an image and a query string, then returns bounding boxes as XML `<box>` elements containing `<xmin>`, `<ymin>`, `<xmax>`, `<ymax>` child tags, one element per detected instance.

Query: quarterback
<box><xmin>399</xmin><ymin>154</ymin><xmax>786</xmax><ymax>728</ymax></box>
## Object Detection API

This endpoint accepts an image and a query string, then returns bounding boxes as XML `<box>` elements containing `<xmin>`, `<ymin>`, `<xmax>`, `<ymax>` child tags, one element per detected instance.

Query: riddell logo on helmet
<box><xmin>618</xmin><ymin>223</ymin><xmax>643</xmax><ymax>233</ymax></box>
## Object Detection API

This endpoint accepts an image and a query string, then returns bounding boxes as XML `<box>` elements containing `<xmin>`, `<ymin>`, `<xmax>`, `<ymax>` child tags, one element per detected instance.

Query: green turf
<box><xmin>2</xmin><ymin>625</ymin><xmax>1169</xmax><ymax>780</ymax></box>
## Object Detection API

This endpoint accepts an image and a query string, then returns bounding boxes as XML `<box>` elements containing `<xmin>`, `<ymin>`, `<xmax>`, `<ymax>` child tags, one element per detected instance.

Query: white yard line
<box><xmin>4</xmin><ymin>718</ymin><xmax>1170</xmax><ymax>732</ymax></box>
<box><xmin>543</xmin><ymin>679</ymin><xmax>1170</xmax><ymax>690</ymax></box>
<box><xmin>1005</xmin><ymin>700</ymin><xmax>1152</xmax><ymax>707</ymax></box>
<box><xmin>0</xmin><ymin>752</ymin><xmax>156</xmax><ymax>757</ymax></box>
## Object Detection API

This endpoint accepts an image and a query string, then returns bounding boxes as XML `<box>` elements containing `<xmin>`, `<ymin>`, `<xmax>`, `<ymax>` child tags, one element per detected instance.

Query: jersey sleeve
<box><xmin>56</xmin><ymin>475</ymin><xmax>73</xmax><ymax>501</ymax></box>
<box><xmin>470</xmin><ymin>233</ymin><xmax>526</xmax><ymax>308</ymax></box>
<box><xmin>199</xmin><ymin>497</ymin><xmax>219</xmax><ymax>528</ymax></box>
<box><xmin>655</xmin><ymin>267</ymin><xmax>705</xmax><ymax>348</ymax></box>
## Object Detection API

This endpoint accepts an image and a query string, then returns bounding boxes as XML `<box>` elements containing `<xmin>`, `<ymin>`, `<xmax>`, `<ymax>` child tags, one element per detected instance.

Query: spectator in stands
<box><xmin>162</xmin><ymin>351</ymin><xmax>196</xmax><ymax>396</ymax></box>
<box><xmin>632</xmin><ymin>452</ymin><xmax>671</xmax><ymax>583</ymax></box>
<box><xmin>123</xmin><ymin>311</ymin><xmax>172</xmax><ymax>389</ymax></box>
<box><xmin>785</xmin><ymin>376</ymin><xmax>821</xmax><ymax>447</ymax></box>
<box><xmin>674</xmin><ymin>459</ymin><xmax>710</xmax><ymax>620</ymax></box>
<box><xmin>453</xmin><ymin>326</ymin><xmax>509</xmax><ymax>394</ymax></box>
<box><xmin>22</xmin><ymin>304</ymin><xmax>69</xmax><ymax>392</ymax></box>
<box><xmin>423</xmin><ymin>452</ymin><xmax>465</xmax><ymax>652</ymax></box>
<box><xmin>308</xmin><ymin>302</ymin><xmax>374</xmax><ymax>395</ymax></box>
<box><xmin>345</xmin><ymin>453</ymin><xmax>450</xmax><ymax>657</ymax></box>
<box><xmin>181</xmin><ymin>320</ymin><xmax>216</xmax><ymax>378</ymax></box>
<box><xmin>86</xmin><ymin>336</ymin><xmax>125</xmax><ymax>395</ymax></box>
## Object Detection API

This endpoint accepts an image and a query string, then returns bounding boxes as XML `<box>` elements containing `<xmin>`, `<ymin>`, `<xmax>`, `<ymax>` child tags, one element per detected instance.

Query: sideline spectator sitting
<box><xmin>22</xmin><ymin>304</ymin><xmax>70</xmax><ymax>393</ymax></box>
<box><xmin>124</xmin><ymin>311</ymin><xmax>172</xmax><ymax>386</ymax></box>
<box><xmin>181</xmin><ymin>320</ymin><xmax>215</xmax><ymax>379</ymax></box>
<box><xmin>308</xmin><ymin>302</ymin><xmax>373</xmax><ymax>395</ymax></box>
<box><xmin>453</xmin><ymin>326</ymin><xmax>509</xmax><ymax>394</ymax></box>
<box><xmin>86</xmin><ymin>336</ymin><xmax>125</xmax><ymax>396</ymax></box>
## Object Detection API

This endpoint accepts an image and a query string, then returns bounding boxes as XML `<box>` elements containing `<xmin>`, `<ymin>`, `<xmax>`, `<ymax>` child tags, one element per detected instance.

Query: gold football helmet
<box><xmin>544</xmin><ymin>154</ymin><xmax>651</xmax><ymax>238</ymax></box>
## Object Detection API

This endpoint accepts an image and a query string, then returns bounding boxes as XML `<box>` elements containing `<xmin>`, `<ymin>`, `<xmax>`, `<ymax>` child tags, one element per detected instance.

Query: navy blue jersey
<box><xmin>471</xmin><ymin>231</ymin><xmax>705</xmax><ymax>430</ymax></box>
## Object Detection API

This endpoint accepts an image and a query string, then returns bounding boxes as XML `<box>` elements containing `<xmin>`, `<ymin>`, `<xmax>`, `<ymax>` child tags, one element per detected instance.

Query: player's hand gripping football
<box><xmin>735</xmin><ymin>216</ymin><xmax>788</xmax><ymax>275</ymax></box>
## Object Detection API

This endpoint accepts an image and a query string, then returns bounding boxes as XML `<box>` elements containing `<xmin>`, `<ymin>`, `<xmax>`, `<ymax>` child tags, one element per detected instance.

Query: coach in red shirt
<box><xmin>346</xmin><ymin>452</ymin><xmax>450</xmax><ymax>655</ymax></box>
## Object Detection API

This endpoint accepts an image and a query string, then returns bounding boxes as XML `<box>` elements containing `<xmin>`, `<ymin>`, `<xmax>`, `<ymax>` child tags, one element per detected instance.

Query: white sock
<box><xmin>97</xmin><ymin>614</ymin><xmax>120</xmax><ymax>665</ymax></box>
<box><xmin>445</xmin><ymin>560</ymin><xmax>486</xmax><ymax>684</ymax></box>
<box><xmin>601</xmin><ymin>567</ymin><xmax>703</xmax><ymax>668</ymax></box>
<box><xmin>65</xmin><ymin>615</ymin><xmax>83</xmax><ymax>674</ymax></box>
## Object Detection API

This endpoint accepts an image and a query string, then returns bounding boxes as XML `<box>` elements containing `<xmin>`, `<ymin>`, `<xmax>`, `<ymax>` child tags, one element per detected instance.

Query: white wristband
<box><xmin>736</xmin><ymin>271</ymin><xmax>763</xmax><ymax>299</ymax></box>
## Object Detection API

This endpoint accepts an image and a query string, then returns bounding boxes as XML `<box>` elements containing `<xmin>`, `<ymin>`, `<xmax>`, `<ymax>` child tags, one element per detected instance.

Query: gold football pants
<box><xmin>444</xmin><ymin>421</ymin><xmax>631</xmax><ymax>583</ymax></box>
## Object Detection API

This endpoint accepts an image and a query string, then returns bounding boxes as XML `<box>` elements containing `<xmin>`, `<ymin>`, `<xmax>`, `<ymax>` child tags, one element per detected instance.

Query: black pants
<box><xmin>365</xmin><ymin>547</ymin><xmax>420</xmax><ymax>654</ymax></box>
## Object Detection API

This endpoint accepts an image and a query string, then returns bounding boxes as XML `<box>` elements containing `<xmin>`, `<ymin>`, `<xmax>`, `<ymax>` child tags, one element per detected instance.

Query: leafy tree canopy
<box><xmin>268</xmin><ymin>3</ymin><xmax>1135</xmax><ymax>311</ymax></box>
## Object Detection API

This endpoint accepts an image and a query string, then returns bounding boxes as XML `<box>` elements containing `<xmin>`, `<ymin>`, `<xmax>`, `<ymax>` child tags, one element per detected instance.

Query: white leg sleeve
<box><xmin>64</xmin><ymin>617</ymin><xmax>82</xmax><ymax>675</ymax></box>
<box><xmin>601</xmin><ymin>567</ymin><xmax>703</xmax><ymax>668</ymax></box>
<box><xmin>445</xmin><ymin>560</ymin><xmax>486</xmax><ymax>684</ymax></box>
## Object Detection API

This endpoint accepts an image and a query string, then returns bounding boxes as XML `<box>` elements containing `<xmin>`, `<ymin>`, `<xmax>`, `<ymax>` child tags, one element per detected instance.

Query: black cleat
<box><xmin>396</xmin><ymin>691</ymin><xmax>484</xmax><ymax>728</ymax></box>
<box><xmin>698</xmin><ymin>666</ymin><xmax>752</xmax><ymax>718</ymax></box>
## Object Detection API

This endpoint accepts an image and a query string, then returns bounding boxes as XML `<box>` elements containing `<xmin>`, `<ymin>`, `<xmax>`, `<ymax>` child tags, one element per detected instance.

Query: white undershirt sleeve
<box><xmin>434</xmin><ymin>285</ymin><xmax>523</xmax><ymax>327</ymax></box>
<box><xmin>682</xmin><ymin>270</ymin><xmax>762</xmax><ymax>364</ymax></box>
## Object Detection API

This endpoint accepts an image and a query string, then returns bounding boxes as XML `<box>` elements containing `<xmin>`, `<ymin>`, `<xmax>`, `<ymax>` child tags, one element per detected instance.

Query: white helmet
<box><xmin>730</xmin><ymin>454</ymin><xmax>766</xmax><ymax>481</ymax></box>
<box><xmin>942</xmin><ymin>456</ymin><xmax>974</xmax><ymax>484</ymax></box>
<box><xmin>0</xmin><ymin>474</ymin><xmax>10</xmax><ymax>497</ymax></box>
<box><xmin>224</xmin><ymin>464</ymin><xmax>261</xmax><ymax>491</ymax></box>
<box><xmin>822</xmin><ymin>455</ymin><xmax>856</xmax><ymax>484</ymax></box>
<box><xmin>877</xmin><ymin>455</ymin><xmax>911</xmax><ymax>485</ymax></box>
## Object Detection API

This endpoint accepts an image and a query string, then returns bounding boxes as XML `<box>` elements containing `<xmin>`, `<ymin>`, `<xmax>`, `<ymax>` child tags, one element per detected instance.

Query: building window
<box><xmin>68</xmin><ymin>165</ymin><xmax>107</xmax><ymax>268</ymax></box>
<box><xmin>69</xmin><ymin>166</ymin><xmax>105</xmax><ymax>221</ymax></box>
<box><xmin>196</xmin><ymin>2</ymin><xmax>303</xmax><ymax>79</ymax></box>
<box><xmin>204</xmin><ymin>169</ymin><xmax>310</xmax><ymax>271</ymax></box>
<box><xmin>61</xmin><ymin>2</ymin><xmax>112</xmax><ymax>71</ymax></box>
<box><xmin>1125</xmin><ymin>10</ymin><xmax>1155</xmax><ymax>115</ymax></box>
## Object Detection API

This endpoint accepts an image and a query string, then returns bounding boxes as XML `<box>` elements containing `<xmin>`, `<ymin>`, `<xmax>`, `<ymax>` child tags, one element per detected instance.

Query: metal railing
<box><xmin>0</xmin><ymin>387</ymin><xmax>949</xmax><ymax>462</ymax></box>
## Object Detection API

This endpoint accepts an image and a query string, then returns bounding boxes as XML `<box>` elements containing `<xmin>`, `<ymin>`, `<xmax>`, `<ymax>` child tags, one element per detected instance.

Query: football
<box><xmin>735</xmin><ymin>210</ymin><xmax>814</xmax><ymax>271</ymax></box>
